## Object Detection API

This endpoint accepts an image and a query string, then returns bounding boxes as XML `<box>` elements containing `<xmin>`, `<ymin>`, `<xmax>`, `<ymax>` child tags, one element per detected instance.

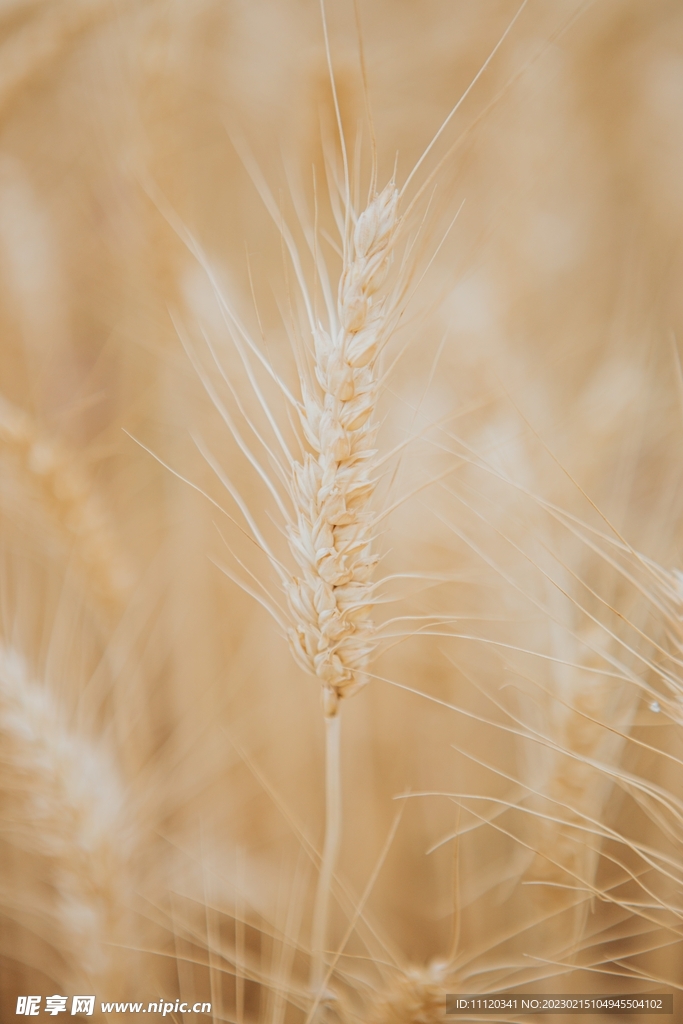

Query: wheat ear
<box><xmin>286</xmin><ymin>181</ymin><xmax>398</xmax><ymax>714</ymax></box>
<box><xmin>0</xmin><ymin>393</ymin><xmax>133</xmax><ymax>614</ymax></box>
<box><xmin>367</xmin><ymin>964</ymin><xmax>446</xmax><ymax>1024</ymax></box>
<box><xmin>285</xmin><ymin>182</ymin><xmax>399</xmax><ymax>1003</ymax></box>
<box><xmin>0</xmin><ymin>0</ymin><xmax>128</xmax><ymax>124</ymax></box>
<box><xmin>0</xmin><ymin>643</ymin><xmax>134</xmax><ymax>992</ymax></box>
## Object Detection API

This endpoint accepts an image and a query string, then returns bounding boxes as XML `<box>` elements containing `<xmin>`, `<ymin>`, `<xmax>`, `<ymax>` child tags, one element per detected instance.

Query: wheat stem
<box><xmin>282</xmin><ymin>182</ymin><xmax>400</xmax><ymax>1013</ymax></box>
<box><xmin>309</xmin><ymin>709</ymin><xmax>342</xmax><ymax>1005</ymax></box>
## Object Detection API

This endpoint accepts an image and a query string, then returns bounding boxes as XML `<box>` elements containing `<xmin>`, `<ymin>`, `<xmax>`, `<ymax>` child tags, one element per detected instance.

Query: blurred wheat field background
<box><xmin>0</xmin><ymin>0</ymin><xmax>682</xmax><ymax>1020</ymax></box>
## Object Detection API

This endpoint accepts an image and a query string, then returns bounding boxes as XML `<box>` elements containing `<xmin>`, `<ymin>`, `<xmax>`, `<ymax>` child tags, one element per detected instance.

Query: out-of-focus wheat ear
<box><xmin>0</xmin><ymin>393</ymin><xmax>134</xmax><ymax>616</ymax></box>
<box><xmin>0</xmin><ymin>643</ymin><xmax>137</xmax><ymax>999</ymax></box>
<box><xmin>366</xmin><ymin>963</ymin><xmax>446</xmax><ymax>1024</ymax></box>
<box><xmin>522</xmin><ymin>614</ymin><xmax>641</xmax><ymax>951</ymax></box>
<box><xmin>0</xmin><ymin>0</ymin><xmax>129</xmax><ymax>123</ymax></box>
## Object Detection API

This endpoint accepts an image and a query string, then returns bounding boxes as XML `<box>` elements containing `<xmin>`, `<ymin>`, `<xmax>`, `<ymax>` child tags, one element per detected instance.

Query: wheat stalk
<box><xmin>288</xmin><ymin>179</ymin><xmax>400</xmax><ymax>1010</ymax></box>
